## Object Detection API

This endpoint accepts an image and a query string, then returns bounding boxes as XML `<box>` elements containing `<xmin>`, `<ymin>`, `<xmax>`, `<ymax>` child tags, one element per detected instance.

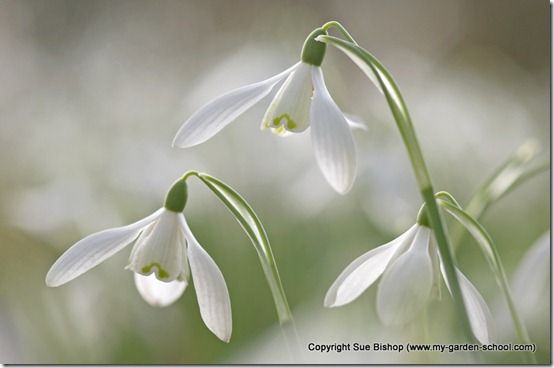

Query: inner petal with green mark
<box><xmin>127</xmin><ymin>209</ymin><xmax>186</xmax><ymax>282</ymax></box>
<box><xmin>141</xmin><ymin>262</ymin><xmax>170</xmax><ymax>279</ymax></box>
<box><xmin>261</xmin><ymin>62</ymin><xmax>313</xmax><ymax>134</ymax></box>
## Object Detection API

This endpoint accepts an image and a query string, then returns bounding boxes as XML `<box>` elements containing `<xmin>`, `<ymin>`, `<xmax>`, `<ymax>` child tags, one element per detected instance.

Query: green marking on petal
<box><xmin>141</xmin><ymin>262</ymin><xmax>170</xmax><ymax>279</ymax></box>
<box><xmin>272</xmin><ymin>114</ymin><xmax>297</xmax><ymax>130</ymax></box>
<box><xmin>273</xmin><ymin>125</ymin><xmax>287</xmax><ymax>136</ymax></box>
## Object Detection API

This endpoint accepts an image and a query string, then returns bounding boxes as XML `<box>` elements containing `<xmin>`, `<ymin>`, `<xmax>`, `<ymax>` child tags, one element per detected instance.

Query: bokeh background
<box><xmin>0</xmin><ymin>0</ymin><xmax>549</xmax><ymax>364</ymax></box>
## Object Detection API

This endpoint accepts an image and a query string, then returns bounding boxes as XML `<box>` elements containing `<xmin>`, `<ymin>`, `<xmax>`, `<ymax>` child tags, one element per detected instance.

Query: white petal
<box><xmin>177</xmin><ymin>214</ymin><xmax>192</xmax><ymax>281</ymax></box>
<box><xmin>457</xmin><ymin>270</ymin><xmax>493</xmax><ymax>344</ymax></box>
<box><xmin>429</xmin><ymin>236</ymin><xmax>442</xmax><ymax>300</ymax></box>
<box><xmin>439</xmin><ymin>262</ymin><xmax>494</xmax><ymax>344</ymax></box>
<box><xmin>344</xmin><ymin>114</ymin><xmax>368</xmax><ymax>131</ymax></box>
<box><xmin>310</xmin><ymin>67</ymin><xmax>357</xmax><ymax>194</ymax></box>
<box><xmin>127</xmin><ymin>209</ymin><xmax>186</xmax><ymax>281</ymax></box>
<box><xmin>134</xmin><ymin>272</ymin><xmax>187</xmax><ymax>307</ymax></box>
<box><xmin>376</xmin><ymin>226</ymin><xmax>433</xmax><ymax>325</ymax></box>
<box><xmin>45</xmin><ymin>208</ymin><xmax>163</xmax><ymax>287</ymax></box>
<box><xmin>324</xmin><ymin>225</ymin><xmax>418</xmax><ymax>308</ymax></box>
<box><xmin>262</xmin><ymin>62</ymin><xmax>312</xmax><ymax>133</ymax></box>
<box><xmin>182</xmin><ymin>218</ymin><xmax>232</xmax><ymax>342</ymax></box>
<box><xmin>173</xmin><ymin>63</ymin><xmax>299</xmax><ymax>148</ymax></box>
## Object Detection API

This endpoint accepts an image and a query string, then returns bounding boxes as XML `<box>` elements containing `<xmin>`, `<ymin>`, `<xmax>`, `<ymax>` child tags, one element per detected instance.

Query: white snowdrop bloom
<box><xmin>325</xmin><ymin>224</ymin><xmax>493</xmax><ymax>344</ymax></box>
<box><xmin>173</xmin><ymin>28</ymin><xmax>359</xmax><ymax>194</ymax></box>
<box><xmin>46</xmin><ymin>179</ymin><xmax>232</xmax><ymax>342</ymax></box>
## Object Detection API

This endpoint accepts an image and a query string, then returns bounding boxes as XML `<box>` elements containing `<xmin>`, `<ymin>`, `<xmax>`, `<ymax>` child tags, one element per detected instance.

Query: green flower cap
<box><xmin>301</xmin><ymin>28</ymin><xmax>327</xmax><ymax>66</ymax></box>
<box><xmin>164</xmin><ymin>177</ymin><xmax>188</xmax><ymax>213</ymax></box>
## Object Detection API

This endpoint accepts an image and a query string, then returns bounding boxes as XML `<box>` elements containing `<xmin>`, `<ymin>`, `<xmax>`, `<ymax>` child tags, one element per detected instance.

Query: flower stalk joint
<box><xmin>301</xmin><ymin>28</ymin><xmax>327</xmax><ymax>66</ymax></box>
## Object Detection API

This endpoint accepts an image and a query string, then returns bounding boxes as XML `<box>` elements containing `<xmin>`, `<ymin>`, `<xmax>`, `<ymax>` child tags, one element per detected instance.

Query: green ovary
<box><xmin>141</xmin><ymin>262</ymin><xmax>169</xmax><ymax>279</ymax></box>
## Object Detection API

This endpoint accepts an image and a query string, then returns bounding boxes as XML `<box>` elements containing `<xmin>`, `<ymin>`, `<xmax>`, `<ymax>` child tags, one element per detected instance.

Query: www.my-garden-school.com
<box><xmin>306</xmin><ymin>342</ymin><xmax>536</xmax><ymax>354</ymax></box>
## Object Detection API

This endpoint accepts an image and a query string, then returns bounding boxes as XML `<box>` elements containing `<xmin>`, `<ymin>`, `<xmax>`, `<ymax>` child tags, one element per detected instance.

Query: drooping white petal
<box><xmin>324</xmin><ymin>225</ymin><xmax>418</xmax><ymax>308</ymax></box>
<box><xmin>262</xmin><ymin>62</ymin><xmax>312</xmax><ymax>133</ymax></box>
<box><xmin>429</xmin><ymin>236</ymin><xmax>442</xmax><ymax>300</ymax></box>
<box><xmin>45</xmin><ymin>208</ymin><xmax>163</xmax><ymax>287</ymax></box>
<box><xmin>134</xmin><ymin>272</ymin><xmax>187</xmax><ymax>307</ymax></box>
<box><xmin>439</xmin><ymin>263</ymin><xmax>494</xmax><ymax>344</ymax></box>
<box><xmin>376</xmin><ymin>226</ymin><xmax>433</xmax><ymax>325</ymax></box>
<box><xmin>182</xmin><ymin>217</ymin><xmax>232</xmax><ymax>342</ymax></box>
<box><xmin>173</xmin><ymin>63</ymin><xmax>299</xmax><ymax>148</ymax></box>
<box><xmin>177</xmin><ymin>215</ymin><xmax>192</xmax><ymax>282</ymax></box>
<box><xmin>458</xmin><ymin>270</ymin><xmax>493</xmax><ymax>344</ymax></box>
<box><xmin>127</xmin><ymin>209</ymin><xmax>186</xmax><ymax>281</ymax></box>
<box><xmin>310</xmin><ymin>67</ymin><xmax>357</xmax><ymax>194</ymax></box>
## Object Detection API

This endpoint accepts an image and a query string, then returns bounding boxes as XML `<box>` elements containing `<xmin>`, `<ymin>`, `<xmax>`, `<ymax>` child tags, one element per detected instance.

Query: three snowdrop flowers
<box><xmin>47</xmin><ymin>24</ymin><xmax>493</xmax><ymax>344</ymax></box>
<box><xmin>171</xmin><ymin>25</ymin><xmax>493</xmax><ymax>342</ymax></box>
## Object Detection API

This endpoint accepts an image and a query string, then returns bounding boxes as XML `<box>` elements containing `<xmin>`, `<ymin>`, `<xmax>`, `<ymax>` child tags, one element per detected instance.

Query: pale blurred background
<box><xmin>0</xmin><ymin>0</ymin><xmax>549</xmax><ymax>364</ymax></box>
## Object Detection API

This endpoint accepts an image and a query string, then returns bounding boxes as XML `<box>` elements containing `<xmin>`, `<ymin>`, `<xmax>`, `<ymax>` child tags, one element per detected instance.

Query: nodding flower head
<box><xmin>173</xmin><ymin>28</ymin><xmax>363</xmax><ymax>195</ymax></box>
<box><xmin>46</xmin><ymin>178</ymin><xmax>232</xmax><ymax>342</ymax></box>
<box><xmin>324</xmin><ymin>222</ymin><xmax>493</xmax><ymax>344</ymax></box>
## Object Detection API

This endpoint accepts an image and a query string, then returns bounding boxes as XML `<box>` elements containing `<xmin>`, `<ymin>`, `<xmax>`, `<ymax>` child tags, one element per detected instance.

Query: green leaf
<box><xmin>193</xmin><ymin>173</ymin><xmax>293</xmax><ymax>325</ymax></box>
<box><xmin>465</xmin><ymin>140</ymin><xmax>544</xmax><ymax>220</ymax></box>
<box><xmin>450</xmin><ymin>140</ymin><xmax>547</xmax><ymax>249</ymax></box>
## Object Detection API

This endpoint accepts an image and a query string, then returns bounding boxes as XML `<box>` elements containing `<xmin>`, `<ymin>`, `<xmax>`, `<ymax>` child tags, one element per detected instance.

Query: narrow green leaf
<box><xmin>465</xmin><ymin>140</ymin><xmax>543</xmax><ymax>220</ymax></box>
<box><xmin>193</xmin><ymin>173</ymin><xmax>293</xmax><ymax>325</ymax></box>
<box><xmin>451</xmin><ymin>140</ymin><xmax>547</xmax><ymax>249</ymax></box>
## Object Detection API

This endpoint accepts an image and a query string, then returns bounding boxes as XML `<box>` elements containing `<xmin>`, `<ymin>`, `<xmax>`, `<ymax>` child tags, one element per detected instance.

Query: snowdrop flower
<box><xmin>325</xmin><ymin>222</ymin><xmax>493</xmax><ymax>344</ymax></box>
<box><xmin>46</xmin><ymin>178</ymin><xmax>232</xmax><ymax>342</ymax></box>
<box><xmin>173</xmin><ymin>28</ymin><xmax>358</xmax><ymax>194</ymax></box>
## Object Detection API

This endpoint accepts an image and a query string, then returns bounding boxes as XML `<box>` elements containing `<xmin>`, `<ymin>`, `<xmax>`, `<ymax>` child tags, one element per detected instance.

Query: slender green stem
<box><xmin>321</xmin><ymin>21</ymin><xmax>356</xmax><ymax>43</ymax></box>
<box><xmin>181</xmin><ymin>171</ymin><xmax>299</xmax><ymax>354</ymax></box>
<box><xmin>318</xmin><ymin>25</ymin><xmax>473</xmax><ymax>340</ymax></box>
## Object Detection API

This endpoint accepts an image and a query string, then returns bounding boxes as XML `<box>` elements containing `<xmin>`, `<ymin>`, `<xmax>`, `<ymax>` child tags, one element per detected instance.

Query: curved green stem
<box><xmin>318</xmin><ymin>29</ymin><xmax>473</xmax><ymax>340</ymax></box>
<box><xmin>321</xmin><ymin>21</ymin><xmax>356</xmax><ymax>43</ymax></box>
<box><xmin>182</xmin><ymin>171</ymin><xmax>299</xmax><ymax>354</ymax></box>
<box><xmin>181</xmin><ymin>170</ymin><xmax>200</xmax><ymax>181</ymax></box>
